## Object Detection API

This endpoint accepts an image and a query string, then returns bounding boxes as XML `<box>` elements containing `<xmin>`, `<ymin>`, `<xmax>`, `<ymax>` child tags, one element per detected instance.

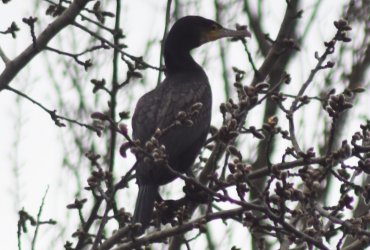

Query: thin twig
<box><xmin>156</xmin><ymin>0</ymin><xmax>172</xmax><ymax>86</ymax></box>
<box><xmin>31</xmin><ymin>186</ymin><xmax>49</xmax><ymax>250</ymax></box>
<box><xmin>73</xmin><ymin>22</ymin><xmax>162</xmax><ymax>71</ymax></box>
<box><xmin>0</xmin><ymin>45</ymin><xmax>10</xmax><ymax>64</ymax></box>
<box><xmin>5</xmin><ymin>86</ymin><xmax>99</xmax><ymax>133</ymax></box>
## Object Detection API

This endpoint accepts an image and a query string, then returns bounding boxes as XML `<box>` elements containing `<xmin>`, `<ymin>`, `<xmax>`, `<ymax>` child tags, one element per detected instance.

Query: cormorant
<box><xmin>132</xmin><ymin>15</ymin><xmax>251</xmax><ymax>231</ymax></box>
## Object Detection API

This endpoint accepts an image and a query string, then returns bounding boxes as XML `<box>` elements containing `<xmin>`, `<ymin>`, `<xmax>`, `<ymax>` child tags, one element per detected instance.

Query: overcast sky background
<box><xmin>0</xmin><ymin>1</ymin><xmax>357</xmax><ymax>249</ymax></box>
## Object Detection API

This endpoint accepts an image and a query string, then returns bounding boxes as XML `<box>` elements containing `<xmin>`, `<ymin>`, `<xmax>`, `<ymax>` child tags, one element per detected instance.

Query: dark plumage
<box><xmin>132</xmin><ymin>16</ymin><xmax>251</xmax><ymax>231</ymax></box>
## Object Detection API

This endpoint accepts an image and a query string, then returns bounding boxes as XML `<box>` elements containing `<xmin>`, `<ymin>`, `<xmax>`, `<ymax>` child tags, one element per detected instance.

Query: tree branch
<box><xmin>0</xmin><ymin>0</ymin><xmax>90</xmax><ymax>92</ymax></box>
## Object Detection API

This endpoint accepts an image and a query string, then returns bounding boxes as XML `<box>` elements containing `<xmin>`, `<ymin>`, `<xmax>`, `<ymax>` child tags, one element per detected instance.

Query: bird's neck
<box><xmin>164</xmin><ymin>48</ymin><xmax>202</xmax><ymax>75</ymax></box>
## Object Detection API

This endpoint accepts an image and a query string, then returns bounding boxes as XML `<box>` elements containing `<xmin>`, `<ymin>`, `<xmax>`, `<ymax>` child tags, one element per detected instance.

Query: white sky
<box><xmin>0</xmin><ymin>0</ymin><xmax>362</xmax><ymax>249</ymax></box>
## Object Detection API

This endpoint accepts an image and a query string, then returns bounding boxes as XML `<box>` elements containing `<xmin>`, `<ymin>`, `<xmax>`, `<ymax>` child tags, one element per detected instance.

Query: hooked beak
<box><xmin>203</xmin><ymin>27</ymin><xmax>251</xmax><ymax>43</ymax></box>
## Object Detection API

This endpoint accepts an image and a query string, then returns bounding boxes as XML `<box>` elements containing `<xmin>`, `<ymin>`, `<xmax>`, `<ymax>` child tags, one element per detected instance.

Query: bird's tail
<box><xmin>133</xmin><ymin>185</ymin><xmax>158</xmax><ymax>232</ymax></box>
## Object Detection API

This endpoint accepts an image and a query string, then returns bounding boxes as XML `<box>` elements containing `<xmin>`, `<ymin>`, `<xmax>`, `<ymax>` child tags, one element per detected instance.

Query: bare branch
<box><xmin>0</xmin><ymin>0</ymin><xmax>91</xmax><ymax>92</ymax></box>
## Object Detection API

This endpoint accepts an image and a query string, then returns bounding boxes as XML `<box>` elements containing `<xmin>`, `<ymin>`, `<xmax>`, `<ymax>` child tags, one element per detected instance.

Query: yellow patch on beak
<box><xmin>205</xmin><ymin>30</ymin><xmax>220</xmax><ymax>42</ymax></box>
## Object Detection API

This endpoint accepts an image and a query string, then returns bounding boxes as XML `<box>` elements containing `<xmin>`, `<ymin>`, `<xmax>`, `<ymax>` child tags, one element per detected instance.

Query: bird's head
<box><xmin>165</xmin><ymin>16</ymin><xmax>251</xmax><ymax>51</ymax></box>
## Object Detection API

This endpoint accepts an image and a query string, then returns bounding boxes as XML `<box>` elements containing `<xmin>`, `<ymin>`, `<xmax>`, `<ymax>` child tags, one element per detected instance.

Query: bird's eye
<box><xmin>211</xmin><ymin>24</ymin><xmax>219</xmax><ymax>30</ymax></box>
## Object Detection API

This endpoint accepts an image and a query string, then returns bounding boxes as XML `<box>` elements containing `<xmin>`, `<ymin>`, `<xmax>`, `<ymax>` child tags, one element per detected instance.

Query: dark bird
<box><xmin>132</xmin><ymin>15</ymin><xmax>251</xmax><ymax>231</ymax></box>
